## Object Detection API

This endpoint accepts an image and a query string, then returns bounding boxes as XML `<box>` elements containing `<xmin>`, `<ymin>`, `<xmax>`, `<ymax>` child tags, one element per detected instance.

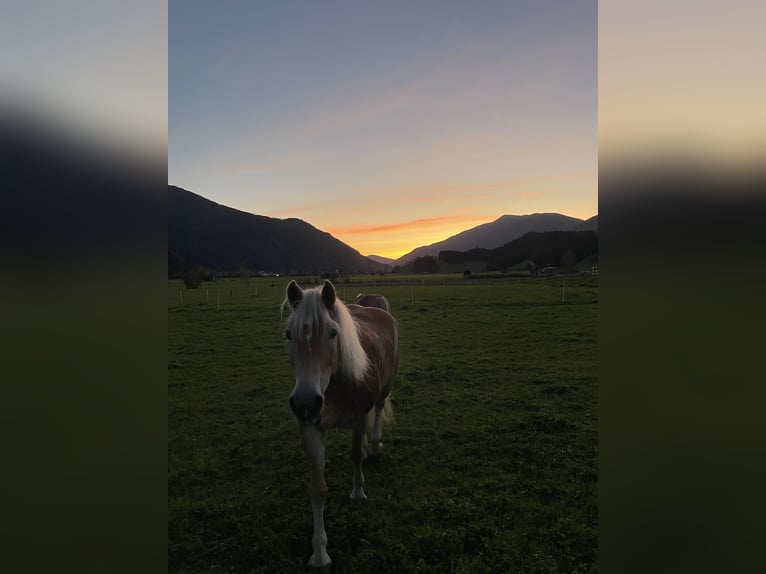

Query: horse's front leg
<box><xmin>349</xmin><ymin>416</ymin><xmax>367</xmax><ymax>500</ymax></box>
<box><xmin>299</xmin><ymin>424</ymin><xmax>331</xmax><ymax>569</ymax></box>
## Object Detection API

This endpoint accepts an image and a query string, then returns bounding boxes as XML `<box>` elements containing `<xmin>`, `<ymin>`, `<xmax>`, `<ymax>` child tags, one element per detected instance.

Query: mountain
<box><xmin>439</xmin><ymin>229</ymin><xmax>598</xmax><ymax>271</ymax></box>
<box><xmin>366</xmin><ymin>254</ymin><xmax>396</xmax><ymax>265</ymax></box>
<box><xmin>575</xmin><ymin>214</ymin><xmax>598</xmax><ymax>231</ymax></box>
<box><xmin>168</xmin><ymin>185</ymin><xmax>383</xmax><ymax>276</ymax></box>
<box><xmin>394</xmin><ymin>213</ymin><xmax>588</xmax><ymax>265</ymax></box>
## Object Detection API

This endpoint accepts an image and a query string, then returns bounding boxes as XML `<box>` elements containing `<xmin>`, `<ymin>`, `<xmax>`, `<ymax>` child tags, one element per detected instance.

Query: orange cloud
<box><xmin>325</xmin><ymin>214</ymin><xmax>493</xmax><ymax>236</ymax></box>
<box><xmin>324</xmin><ymin>213</ymin><xmax>503</xmax><ymax>259</ymax></box>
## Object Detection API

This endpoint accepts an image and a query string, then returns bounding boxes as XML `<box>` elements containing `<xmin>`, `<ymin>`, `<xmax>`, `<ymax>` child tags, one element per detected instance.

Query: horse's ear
<box><xmin>287</xmin><ymin>280</ymin><xmax>303</xmax><ymax>308</ymax></box>
<box><xmin>321</xmin><ymin>280</ymin><xmax>336</xmax><ymax>309</ymax></box>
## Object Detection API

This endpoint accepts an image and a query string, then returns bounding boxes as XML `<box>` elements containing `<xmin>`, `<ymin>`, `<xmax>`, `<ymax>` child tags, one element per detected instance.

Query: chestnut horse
<box><xmin>283</xmin><ymin>280</ymin><xmax>398</xmax><ymax>569</ymax></box>
<box><xmin>353</xmin><ymin>292</ymin><xmax>391</xmax><ymax>313</ymax></box>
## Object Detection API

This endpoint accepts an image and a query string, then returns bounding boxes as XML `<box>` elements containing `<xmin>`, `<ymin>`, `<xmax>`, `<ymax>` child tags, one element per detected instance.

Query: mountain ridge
<box><xmin>168</xmin><ymin>185</ymin><xmax>383</xmax><ymax>275</ymax></box>
<box><xmin>169</xmin><ymin>185</ymin><xmax>597</xmax><ymax>276</ymax></box>
<box><xmin>366</xmin><ymin>254</ymin><xmax>396</xmax><ymax>265</ymax></box>
<box><xmin>394</xmin><ymin>212</ymin><xmax>593</xmax><ymax>265</ymax></box>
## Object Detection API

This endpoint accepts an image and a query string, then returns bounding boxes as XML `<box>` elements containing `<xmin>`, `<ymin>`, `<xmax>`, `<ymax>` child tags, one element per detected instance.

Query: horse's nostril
<box><xmin>290</xmin><ymin>393</ymin><xmax>323</xmax><ymax>421</ymax></box>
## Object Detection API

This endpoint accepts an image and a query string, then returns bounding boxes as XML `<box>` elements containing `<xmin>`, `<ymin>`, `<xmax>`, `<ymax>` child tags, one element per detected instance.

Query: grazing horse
<box><xmin>353</xmin><ymin>292</ymin><xmax>392</xmax><ymax>313</ymax></box>
<box><xmin>283</xmin><ymin>280</ymin><xmax>398</xmax><ymax>569</ymax></box>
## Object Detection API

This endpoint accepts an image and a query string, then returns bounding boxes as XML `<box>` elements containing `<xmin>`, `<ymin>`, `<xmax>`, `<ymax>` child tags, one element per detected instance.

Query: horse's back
<box><xmin>348</xmin><ymin>303</ymin><xmax>397</xmax><ymax>336</ymax></box>
<box><xmin>353</xmin><ymin>293</ymin><xmax>391</xmax><ymax>313</ymax></box>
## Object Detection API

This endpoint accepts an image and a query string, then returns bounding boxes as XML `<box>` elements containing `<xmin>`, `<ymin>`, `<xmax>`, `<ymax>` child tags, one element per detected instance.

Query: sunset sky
<box><xmin>169</xmin><ymin>1</ymin><xmax>597</xmax><ymax>259</ymax></box>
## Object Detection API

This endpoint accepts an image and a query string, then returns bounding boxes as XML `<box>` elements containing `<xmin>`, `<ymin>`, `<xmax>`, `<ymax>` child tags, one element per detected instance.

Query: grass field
<box><xmin>169</xmin><ymin>274</ymin><xmax>597</xmax><ymax>573</ymax></box>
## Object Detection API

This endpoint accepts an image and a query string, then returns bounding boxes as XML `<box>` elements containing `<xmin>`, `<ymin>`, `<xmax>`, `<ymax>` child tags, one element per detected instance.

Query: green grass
<box><xmin>169</xmin><ymin>275</ymin><xmax>597</xmax><ymax>573</ymax></box>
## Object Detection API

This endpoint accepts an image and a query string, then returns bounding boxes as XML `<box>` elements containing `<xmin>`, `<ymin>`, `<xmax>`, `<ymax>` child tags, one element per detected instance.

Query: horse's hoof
<box><xmin>350</xmin><ymin>488</ymin><xmax>367</xmax><ymax>501</ymax></box>
<box><xmin>308</xmin><ymin>551</ymin><xmax>331</xmax><ymax>570</ymax></box>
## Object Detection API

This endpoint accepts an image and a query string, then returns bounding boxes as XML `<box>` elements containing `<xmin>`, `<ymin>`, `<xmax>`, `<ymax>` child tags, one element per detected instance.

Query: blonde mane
<box><xmin>283</xmin><ymin>287</ymin><xmax>370</xmax><ymax>382</ymax></box>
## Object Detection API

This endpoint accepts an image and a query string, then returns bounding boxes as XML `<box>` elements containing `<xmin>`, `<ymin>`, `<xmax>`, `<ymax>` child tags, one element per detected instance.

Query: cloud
<box><xmin>325</xmin><ymin>214</ymin><xmax>493</xmax><ymax>236</ymax></box>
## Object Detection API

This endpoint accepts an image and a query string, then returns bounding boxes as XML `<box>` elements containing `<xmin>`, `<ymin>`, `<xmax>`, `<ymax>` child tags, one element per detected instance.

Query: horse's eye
<box><xmin>328</xmin><ymin>329</ymin><xmax>338</xmax><ymax>339</ymax></box>
<box><xmin>285</xmin><ymin>330</ymin><xmax>291</xmax><ymax>340</ymax></box>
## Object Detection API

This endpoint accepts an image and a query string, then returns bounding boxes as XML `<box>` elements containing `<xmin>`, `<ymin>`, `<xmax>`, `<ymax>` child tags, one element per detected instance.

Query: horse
<box><xmin>353</xmin><ymin>292</ymin><xmax>392</xmax><ymax>313</ymax></box>
<box><xmin>283</xmin><ymin>279</ymin><xmax>398</xmax><ymax>569</ymax></box>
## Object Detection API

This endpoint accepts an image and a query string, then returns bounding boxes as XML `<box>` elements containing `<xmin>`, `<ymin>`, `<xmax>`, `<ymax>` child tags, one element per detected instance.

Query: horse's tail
<box><xmin>380</xmin><ymin>394</ymin><xmax>394</xmax><ymax>427</ymax></box>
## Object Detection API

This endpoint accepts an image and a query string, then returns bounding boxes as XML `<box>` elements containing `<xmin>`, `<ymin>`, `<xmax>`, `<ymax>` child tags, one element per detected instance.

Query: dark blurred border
<box><xmin>599</xmin><ymin>2</ymin><xmax>766</xmax><ymax>572</ymax></box>
<box><xmin>1</xmin><ymin>3</ymin><xmax>167</xmax><ymax>573</ymax></box>
<box><xmin>600</xmin><ymin>160</ymin><xmax>766</xmax><ymax>573</ymax></box>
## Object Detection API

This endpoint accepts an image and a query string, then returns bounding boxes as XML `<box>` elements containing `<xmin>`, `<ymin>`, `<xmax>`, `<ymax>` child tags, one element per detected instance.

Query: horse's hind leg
<box><xmin>368</xmin><ymin>397</ymin><xmax>387</xmax><ymax>456</ymax></box>
<box><xmin>349</xmin><ymin>417</ymin><xmax>367</xmax><ymax>501</ymax></box>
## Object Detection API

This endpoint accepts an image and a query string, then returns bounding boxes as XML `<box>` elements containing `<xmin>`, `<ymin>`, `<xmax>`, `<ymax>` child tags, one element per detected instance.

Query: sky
<box><xmin>169</xmin><ymin>1</ymin><xmax>597</xmax><ymax>259</ymax></box>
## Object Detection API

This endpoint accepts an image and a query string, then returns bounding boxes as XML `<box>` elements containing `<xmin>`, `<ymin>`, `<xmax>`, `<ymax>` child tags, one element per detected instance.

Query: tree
<box><xmin>183</xmin><ymin>266</ymin><xmax>204</xmax><ymax>289</ymax></box>
<box><xmin>560</xmin><ymin>250</ymin><xmax>578</xmax><ymax>273</ymax></box>
<box><xmin>412</xmin><ymin>256</ymin><xmax>439</xmax><ymax>274</ymax></box>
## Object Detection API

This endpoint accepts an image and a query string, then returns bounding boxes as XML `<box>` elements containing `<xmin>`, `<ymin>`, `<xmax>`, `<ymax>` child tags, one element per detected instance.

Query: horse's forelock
<box><xmin>286</xmin><ymin>289</ymin><xmax>322</xmax><ymax>340</ymax></box>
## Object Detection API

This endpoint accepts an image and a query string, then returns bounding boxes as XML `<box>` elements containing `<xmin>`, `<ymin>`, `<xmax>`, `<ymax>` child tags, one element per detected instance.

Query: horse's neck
<box><xmin>326</xmin><ymin>368</ymin><xmax>376</xmax><ymax>415</ymax></box>
<box><xmin>330</xmin><ymin>367</ymin><xmax>361</xmax><ymax>388</ymax></box>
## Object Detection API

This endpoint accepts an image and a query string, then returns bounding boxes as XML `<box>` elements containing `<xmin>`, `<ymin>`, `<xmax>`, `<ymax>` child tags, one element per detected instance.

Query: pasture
<box><xmin>169</xmin><ymin>274</ymin><xmax>597</xmax><ymax>573</ymax></box>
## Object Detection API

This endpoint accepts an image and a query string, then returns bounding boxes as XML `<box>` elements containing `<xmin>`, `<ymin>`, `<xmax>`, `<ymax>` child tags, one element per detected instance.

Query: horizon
<box><xmin>169</xmin><ymin>183</ymin><xmax>597</xmax><ymax>261</ymax></box>
<box><xmin>170</xmin><ymin>1</ymin><xmax>597</xmax><ymax>260</ymax></box>
<box><xmin>322</xmin><ymin>207</ymin><xmax>597</xmax><ymax>261</ymax></box>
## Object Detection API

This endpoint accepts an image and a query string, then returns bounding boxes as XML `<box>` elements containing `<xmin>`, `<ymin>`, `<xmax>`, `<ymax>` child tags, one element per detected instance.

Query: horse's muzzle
<box><xmin>289</xmin><ymin>390</ymin><xmax>324</xmax><ymax>424</ymax></box>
